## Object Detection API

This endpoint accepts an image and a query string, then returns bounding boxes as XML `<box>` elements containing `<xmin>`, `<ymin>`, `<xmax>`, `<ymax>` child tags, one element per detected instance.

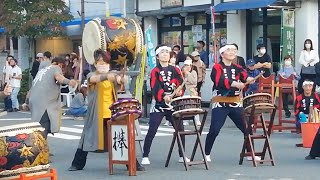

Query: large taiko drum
<box><xmin>242</xmin><ymin>93</ymin><xmax>273</xmax><ymax>113</ymax></box>
<box><xmin>0</xmin><ymin>123</ymin><xmax>50</xmax><ymax>180</ymax></box>
<box><xmin>82</xmin><ymin>17</ymin><xmax>144</xmax><ymax>70</ymax></box>
<box><xmin>110</xmin><ymin>98</ymin><xmax>142</xmax><ymax>121</ymax></box>
<box><xmin>171</xmin><ymin>96</ymin><xmax>203</xmax><ymax>116</ymax></box>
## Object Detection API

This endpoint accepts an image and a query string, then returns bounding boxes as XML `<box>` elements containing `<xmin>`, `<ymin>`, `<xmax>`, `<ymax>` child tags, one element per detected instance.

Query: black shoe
<box><xmin>285</xmin><ymin>111</ymin><xmax>291</xmax><ymax>118</ymax></box>
<box><xmin>7</xmin><ymin>109</ymin><xmax>13</xmax><ymax>112</ymax></box>
<box><xmin>68</xmin><ymin>166</ymin><xmax>82</xmax><ymax>171</ymax></box>
<box><xmin>126</xmin><ymin>162</ymin><xmax>145</xmax><ymax>171</ymax></box>
<box><xmin>305</xmin><ymin>155</ymin><xmax>316</xmax><ymax>160</ymax></box>
<box><xmin>12</xmin><ymin>108</ymin><xmax>20</xmax><ymax>112</ymax></box>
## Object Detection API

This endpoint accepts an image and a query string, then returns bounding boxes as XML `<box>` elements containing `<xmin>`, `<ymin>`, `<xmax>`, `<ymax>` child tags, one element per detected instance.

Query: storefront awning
<box><xmin>215</xmin><ymin>0</ymin><xmax>278</xmax><ymax>12</ymax></box>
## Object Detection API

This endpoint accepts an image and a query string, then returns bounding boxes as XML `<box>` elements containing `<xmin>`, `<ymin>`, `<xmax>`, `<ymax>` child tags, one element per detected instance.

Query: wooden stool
<box><xmin>165</xmin><ymin>110</ymin><xmax>209</xmax><ymax>171</ymax></box>
<box><xmin>16</xmin><ymin>169</ymin><xmax>57</xmax><ymax>180</ymax></box>
<box><xmin>239</xmin><ymin>105</ymin><xmax>276</xmax><ymax>167</ymax></box>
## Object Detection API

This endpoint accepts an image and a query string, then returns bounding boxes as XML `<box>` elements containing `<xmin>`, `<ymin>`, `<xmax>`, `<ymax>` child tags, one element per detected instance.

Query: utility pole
<box><xmin>81</xmin><ymin>0</ymin><xmax>85</xmax><ymax>33</ymax></box>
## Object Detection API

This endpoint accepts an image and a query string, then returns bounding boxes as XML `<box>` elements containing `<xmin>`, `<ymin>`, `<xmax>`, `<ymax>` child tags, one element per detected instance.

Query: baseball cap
<box><xmin>191</xmin><ymin>51</ymin><xmax>200</xmax><ymax>57</ymax></box>
<box><xmin>184</xmin><ymin>59</ymin><xmax>192</xmax><ymax>65</ymax></box>
<box><xmin>36</xmin><ymin>53</ymin><xmax>44</xmax><ymax>58</ymax></box>
<box><xmin>246</xmin><ymin>59</ymin><xmax>255</xmax><ymax>66</ymax></box>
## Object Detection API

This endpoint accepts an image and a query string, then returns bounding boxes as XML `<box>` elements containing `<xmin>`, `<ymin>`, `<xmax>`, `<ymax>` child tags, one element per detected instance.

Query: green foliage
<box><xmin>0</xmin><ymin>0</ymin><xmax>73</xmax><ymax>38</ymax></box>
<box><xmin>18</xmin><ymin>69</ymin><xmax>31</xmax><ymax>103</ymax></box>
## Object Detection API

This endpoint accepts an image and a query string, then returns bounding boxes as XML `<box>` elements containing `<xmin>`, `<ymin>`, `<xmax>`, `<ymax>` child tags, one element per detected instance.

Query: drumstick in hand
<box><xmin>244</xmin><ymin>71</ymin><xmax>265</xmax><ymax>86</ymax></box>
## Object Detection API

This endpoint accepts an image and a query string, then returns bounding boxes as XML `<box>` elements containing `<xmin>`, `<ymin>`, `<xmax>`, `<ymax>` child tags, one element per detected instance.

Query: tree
<box><xmin>0</xmin><ymin>0</ymin><xmax>73</xmax><ymax>91</ymax></box>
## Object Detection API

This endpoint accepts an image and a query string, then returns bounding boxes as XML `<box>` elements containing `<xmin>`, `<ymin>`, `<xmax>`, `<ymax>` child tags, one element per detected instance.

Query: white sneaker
<box><xmin>205</xmin><ymin>155</ymin><xmax>211</xmax><ymax>162</ymax></box>
<box><xmin>246</xmin><ymin>156</ymin><xmax>261</xmax><ymax>161</ymax></box>
<box><xmin>178</xmin><ymin>157</ymin><xmax>190</xmax><ymax>163</ymax></box>
<box><xmin>141</xmin><ymin>157</ymin><xmax>150</xmax><ymax>165</ymax></box>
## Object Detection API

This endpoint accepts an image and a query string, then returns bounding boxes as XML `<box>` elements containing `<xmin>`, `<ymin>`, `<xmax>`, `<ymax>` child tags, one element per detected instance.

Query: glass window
<box><xmin>172</xmin><ymin>17</ymin><xmax>181</xmax><ymax>26</ymax></box>
<box><xmin>252</xmin><ymin>9</ymin><xmax>263</xmax><ymax>23</ymax></box>
<box><xmin>185</xmin><ymin>16</ymin><xmax>194</xmax><ymax>26</ymax></box>
<box><xmin>196</xmin><ymin>14</ymin><xmax>207</xmax><ymax>25</ymax></box>
<box><xmin>161</xmin><ymin>31</ymin><xmax>181</xmax><ymax>47</ymax></box>
<box><xmin>160</xmin><ymin>17</ymin><xmax>170</xmax><ymax>27</ymax></box>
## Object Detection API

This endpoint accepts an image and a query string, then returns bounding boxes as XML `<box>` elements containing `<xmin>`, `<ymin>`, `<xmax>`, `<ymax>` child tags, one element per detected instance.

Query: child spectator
<box><xmin>278</xmin><ymin>55</ymin><xmax>300</xmax><ymax>117</ymax></box>
<box><xmin>64</xmin><ymin>84</ymin><xmax>88</xmax><ymax>120</ymax></box>
<box><xmin>245</xmin><ymin>59</ymin><xmax>260</xmax><ymax>96</ymax></box>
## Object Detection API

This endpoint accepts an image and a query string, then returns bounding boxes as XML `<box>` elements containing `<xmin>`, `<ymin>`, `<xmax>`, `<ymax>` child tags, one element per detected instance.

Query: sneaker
<box><xmin>246</xmin><ymin>156</ymin><xmax>261</xmax><ymax>161</ymax></box>
<box><xmin>305</xmin><ymin>155</ymin><xmax>316</xmax><ymax>160</ymax></box>
<box><xmin>178</xmin><ymin>157</ymin><xmax>190</xmax><ymax>163</ymax></box>
<box><xmin>141</xmin><ymin>157</ymin><xmax>150</xmax><ymax>165</ymax></box>
<box><xmin>204</xmin><ymin>155</ymin><xmax>211</xmax><ymax>162</ymax></box>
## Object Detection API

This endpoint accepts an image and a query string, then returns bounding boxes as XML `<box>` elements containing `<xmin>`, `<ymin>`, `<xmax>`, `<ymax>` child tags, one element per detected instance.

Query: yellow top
<box><xmin>98</xmin><ymin>80</ymin><xmax>115</xmax><ymax>118</ymax></box>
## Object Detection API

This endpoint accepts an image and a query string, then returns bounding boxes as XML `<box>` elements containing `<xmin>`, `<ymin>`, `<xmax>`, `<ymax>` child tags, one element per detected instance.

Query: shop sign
<box><xmin>161</xmin><ymin>0</ymin><xmax>183</xmax><ymax>8</ymax></box>
<box><xmin>281</xmin><ymin>10</ymin><xmax>295</xmax><ymax>63</ymax></box>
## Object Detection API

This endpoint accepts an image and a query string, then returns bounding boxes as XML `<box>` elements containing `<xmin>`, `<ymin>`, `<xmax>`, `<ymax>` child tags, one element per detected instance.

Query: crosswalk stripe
<box><xmin>0</xmin><ymin>117</ymin><xmax>74</xmax><ymax>121</ymax></box>
<box><xmin>140</xmin><ymin>125</ymin><xmax>175</xmax><ymax>132</ymax></box>
<box><xmin>48</xmin><ymin>133</ymin><xmax>80</xmax><ymax>140</ymax></box>
<box><xmin>60</xmin><ymin>127</ymin><xmax>83</xmax><ymax>133</ymax></box>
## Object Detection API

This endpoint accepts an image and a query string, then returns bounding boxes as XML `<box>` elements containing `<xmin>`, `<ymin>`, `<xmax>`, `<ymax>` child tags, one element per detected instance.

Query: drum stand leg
<box><xmin>18</xmin><ymin>169</ymin><xmax>58</xmax><ymax>180</ymax></box>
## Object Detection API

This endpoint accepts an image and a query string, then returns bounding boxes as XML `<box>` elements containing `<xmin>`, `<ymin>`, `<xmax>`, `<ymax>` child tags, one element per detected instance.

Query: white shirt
<box><xmin>299</xmin><ymin>50</ymin><xmax>320</xmax><ymax>67</ymax></box>
<box><xmin>3</xmin><ymin>62</ymin><xmax>12</xmax><ymax>83</ymax></box>
<box><xmin>10</xmin><ymin>65</ymin><xmax>22</xmax><ymax>88</ymax></box>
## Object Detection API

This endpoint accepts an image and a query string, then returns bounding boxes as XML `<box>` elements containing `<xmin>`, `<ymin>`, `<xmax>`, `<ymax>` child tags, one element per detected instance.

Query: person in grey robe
<box><xmin>38</xmin><ymin>51</ymin><xmax>52</xmax><ymax>70</ymax></box>
<box><xmin>29</xmin><ymin>57</ymin><xmax>77</xmax><ymax>138</ymax></box>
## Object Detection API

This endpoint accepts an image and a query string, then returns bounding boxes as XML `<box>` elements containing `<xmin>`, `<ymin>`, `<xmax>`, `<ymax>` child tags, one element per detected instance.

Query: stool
<box><xmin>165</xmin><ymin>109</ymin><xmax>209</xmax><ymax>171</ymax></box>
<box><xmin>61</xmin><ymin>92</ymin><xmax>75</xmax><ymax>107</ymax></box>
<box><xmin>16</xmin><ymin>169</ymin><xmax>57</xmax><ymax>180</ymax></box>
<box><xmin>239</xmin><ymin>104</ymin><xmax>276</xmax><ymax>167</ymax></box>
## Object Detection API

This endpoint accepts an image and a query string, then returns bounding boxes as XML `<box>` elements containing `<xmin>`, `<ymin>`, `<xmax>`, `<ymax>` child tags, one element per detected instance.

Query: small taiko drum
<box><xmin>242</xmin><ymin>93</ymin><xmax>273</xmax><ymax>113</ymax></box>
<box><xmin>110</xmin><ymin>98</ymin><xmax>142</xmax><ymax>121</ymax></box>
<box><xmin>171</xmin><ymin>96</ymin><xmax>203</xmax><ymax>116</ymax></box>
<box><xmin>0</xmin><ymin>122</ymin><xmax>50</xmax><ymax>180</ymax></box>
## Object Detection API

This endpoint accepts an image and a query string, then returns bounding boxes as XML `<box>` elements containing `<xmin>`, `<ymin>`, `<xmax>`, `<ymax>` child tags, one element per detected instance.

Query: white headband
<box><xmin>155</xmin><ymin>46</ymin><xmax>171</xmax><ymax>55</ymax></box>
<box><xmin>303</xmin><ymin>81</ymin><xmax>314</xmax><ymax>86</ymax></box>
<box><xmin>219</xmin><ymin>44</ymin><xmax>237</xmax><ymax>55</ymax></box>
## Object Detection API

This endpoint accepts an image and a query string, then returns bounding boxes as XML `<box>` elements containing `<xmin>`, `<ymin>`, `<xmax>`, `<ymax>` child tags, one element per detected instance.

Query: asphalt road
<box><xmin>0</xmin><ymin>110</ymin><xmax>319</xmax><ymax>180</ymax></box>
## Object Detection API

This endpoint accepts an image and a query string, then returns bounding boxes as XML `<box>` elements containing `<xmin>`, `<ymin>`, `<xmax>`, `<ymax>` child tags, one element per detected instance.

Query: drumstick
<box><xmin>244</xmin><ymin>71</ymin><xmax>265</xmax><ymax>86</ymax></box>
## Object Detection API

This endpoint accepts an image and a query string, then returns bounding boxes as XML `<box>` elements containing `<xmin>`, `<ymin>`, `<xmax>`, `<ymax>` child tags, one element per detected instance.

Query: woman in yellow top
<box><xmin>68</xmin><ymin>49</ymin><xmax>144</xmax><ymax>171</ymax></box>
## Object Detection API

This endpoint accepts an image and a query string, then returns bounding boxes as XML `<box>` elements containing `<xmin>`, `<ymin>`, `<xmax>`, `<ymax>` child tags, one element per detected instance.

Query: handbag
<box><xmin>301</xmin><ymin>65</ymin><xmax>316</xmax><ymax>74</ymax></box>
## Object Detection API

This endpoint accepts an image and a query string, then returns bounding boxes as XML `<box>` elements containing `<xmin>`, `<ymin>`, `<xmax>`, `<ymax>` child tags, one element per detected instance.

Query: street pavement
<box><xmin>0</xmin><ymin>110</ymin><xmax>319</xmax><ymax>180</ymax></box>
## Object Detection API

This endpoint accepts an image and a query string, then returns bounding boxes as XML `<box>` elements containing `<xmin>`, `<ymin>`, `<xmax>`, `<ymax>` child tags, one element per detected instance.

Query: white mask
<box><xmin>284</xmin><ymin>60</ymin><xmax>292</xmax><ymax>66</ymax></box>
<box><xmin>96</xmin><ymin>64</ymin><xmax>109</xmax><ymax>73</ymax></box>
<box><xmin>260</xmin><ymin>49</ymin><xmax>266</xmax><ymax>54</ymax></box>
<box><xmin>305</xmin><ymin>44</ymin><xmax>311</xmax><ymax>49</ymax></box>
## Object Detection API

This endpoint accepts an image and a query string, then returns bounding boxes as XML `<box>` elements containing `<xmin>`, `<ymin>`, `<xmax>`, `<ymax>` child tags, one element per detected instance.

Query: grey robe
<box><xmin>29</xmin><ymin>65</ymin><xmax>62</xmax><ymax>133</ymax></box>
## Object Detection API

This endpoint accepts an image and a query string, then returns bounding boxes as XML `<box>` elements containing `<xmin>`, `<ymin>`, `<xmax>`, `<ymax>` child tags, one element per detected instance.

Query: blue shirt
<box><xmin>199</xmin><ymin>50</ymin><xmax>208</xmax><ymax>67</ymax></box>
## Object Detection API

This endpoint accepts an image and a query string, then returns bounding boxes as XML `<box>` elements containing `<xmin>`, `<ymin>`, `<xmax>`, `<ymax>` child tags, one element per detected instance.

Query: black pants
<box><xmin>39</xmin><ymin>111</ymin><xmax>51</xmax><ymax>139</ymax></box>
<box><xmin>205</xmin><ymin>107</ymin><xmax>250</xmax><ymax>155</ymax></box>
<box><xmin>4</xmin><ymin>96</ymin><xmax>12</xmax><ymax>111</ymax></box>
<box><xmin>310</xmin><ymin>129</ymin><xmax>320</xmax><ymax>157</ymax></box>
<box><xmin>143</xmin><ymin>110</ymin><xmax>185</xmax><ymax>157</ymax></box>
<box><xmin>197</xmin><ymin>82</ymin><xmax>203</xmax><ymax>95</ymax></box>
<box><xmin>282</xmin><ymin>93</ymin><xmax>290</xmax><ymax>113</ymax></box>
<box><xmin>298</xmin><ymin>74</ymin><xmax>316</xmax><ymax>94</ymax></box>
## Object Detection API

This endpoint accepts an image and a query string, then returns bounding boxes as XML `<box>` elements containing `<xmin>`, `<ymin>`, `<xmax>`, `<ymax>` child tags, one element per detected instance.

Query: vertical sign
<box><xmin>281</xmin><ymin>9</ymin><xmax>295</xmax><ymax>63</ymax></box>
<box><xmin>211</xmin><ymin>6</ymin><xmax>218</xmax><ymax>64</ymax></box>
<box><xmin>146</xmin><ymin>26</ymin><xmax>156</xmax><ymax>71</ymax></box>
<box><xmin>111</xmin><ymin>125</ymin><xmax>129</xmax><ymax>161</ymax></box>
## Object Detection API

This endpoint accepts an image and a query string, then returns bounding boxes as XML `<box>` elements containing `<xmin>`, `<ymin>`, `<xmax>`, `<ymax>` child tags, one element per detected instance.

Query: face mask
<box><xmin>305</xmin><ymin>44</ymin><xmax>311</xmax><ymax>49</ymax></box>
<box><xmin>11</xmin><ymin>65</ymin><xmax>15</xmax><ymax>68</ymax></box>
<box><xmin>260</xmin><ymin>49</ymin><xmax>266</xmax><ymax>54</ymax></box>
<box><xmin>284</xmin><ymin>60</ymin><xmax>292</xmax><ymax>66</ymax></box>
<box><xmin>96</xmin><ymin>64</ymin><xmax>109</xmax><ymax>73</ymax></box>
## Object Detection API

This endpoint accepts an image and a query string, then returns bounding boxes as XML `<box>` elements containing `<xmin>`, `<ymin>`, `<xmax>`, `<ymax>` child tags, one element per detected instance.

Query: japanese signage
<box><xmin>111</xmin><ymin>125</ymin><xmax>129</xmax><ymax>161</ymax></box>
<box><xmin>161</xmin><ymin>0</ymin><xmax>183</xmax><ymax>8</ymax></box>
<box><xmin>146</xmin><ymin>26</ymin><xmax>157</xmax><ymax>72</ymax></box>
<box><xmin>281</xmin><ymin>10</ymin><xmax>295</xmax><ymax>63</ymax></box>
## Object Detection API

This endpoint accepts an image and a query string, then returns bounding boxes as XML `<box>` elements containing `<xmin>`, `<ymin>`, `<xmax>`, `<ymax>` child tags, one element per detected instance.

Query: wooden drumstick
<box><xmin>244</xmin><ymin>71</ymin><xmax>265</xmax><ymax>86</ymax></box>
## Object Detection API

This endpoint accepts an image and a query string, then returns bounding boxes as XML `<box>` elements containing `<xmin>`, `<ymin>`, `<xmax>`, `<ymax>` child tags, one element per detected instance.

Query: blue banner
<box><xmin>145</xmin><ymin>26</ymin><xmax>157</xmax><ymax>71</ymax></box>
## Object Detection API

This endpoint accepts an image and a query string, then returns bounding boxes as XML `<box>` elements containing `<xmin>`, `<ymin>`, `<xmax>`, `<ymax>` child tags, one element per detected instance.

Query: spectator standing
<box><xmin>232</xmin><ymin>43</ymin><xmax>246</xmax><ymax>68</ymax></box>
<box><xmin>30</xmin><ymin>53</ymin><xmax>43</xmax><ymax>79</ymax></box>
<box><xmin>208</xmin><ymin>44</ymin><xmax>215</xmax><ymax>69</ymax></box>
<box><xmin>9</xmin><ymin>58</ymin><xmax>22</xmax><ymax>111</ymax></box>
<box><xmin>3</xmin><ymin>55</ymin><xmax>13</xmax><ymax>112</ymax></box>
<box><xmin>39</xmin><ymin>51</ymin><xmax>52</xmax><ymax>70</ymax></box>
<box><xmin>172</xmin><ymin>45</ymin><xmax>186</xmax><ymax>67</ymax></box>
<box><xmin>191</xmin><ymin>51</ymin><xmax>206</xmax><ymax>96</ymax></box>
<box><xmin>253</xmin><ymin>44</ymin><xmax>272</xmax><ymax>77</ymax></box>
<box><xmin>197</xmin><ymin>40</ymin><xmax>209</xmax><ymax>67</ymax></box>
<box><xmin>298</xmin><ymin>39</ymin><xmax>319</xmax><ymax>94</ymax></box>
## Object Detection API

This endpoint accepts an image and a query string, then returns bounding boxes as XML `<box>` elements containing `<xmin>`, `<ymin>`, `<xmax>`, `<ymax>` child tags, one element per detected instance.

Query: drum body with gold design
<box><xmin>0</xmin><ymin>123</ymin><xmax>49</xmax><ymax>180</ymax></box>
<box><xmin>103</xmin><ymin>17</ymin><xmax>144</xmax><ymax>70</ymax></box>
<box><xmin>242</xmin><ymin>93</ymin><xmax>273</xmax><ymax>113</ymax></box>
<box><xmin>110</xmin><ymin>98</ymin><xmax>142</xmax><ymax>121</ymax></box>
<box><xmin>171</xmin><ymin>96</ymin><xmax>202</xmax><ymax>115</ymax></box>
